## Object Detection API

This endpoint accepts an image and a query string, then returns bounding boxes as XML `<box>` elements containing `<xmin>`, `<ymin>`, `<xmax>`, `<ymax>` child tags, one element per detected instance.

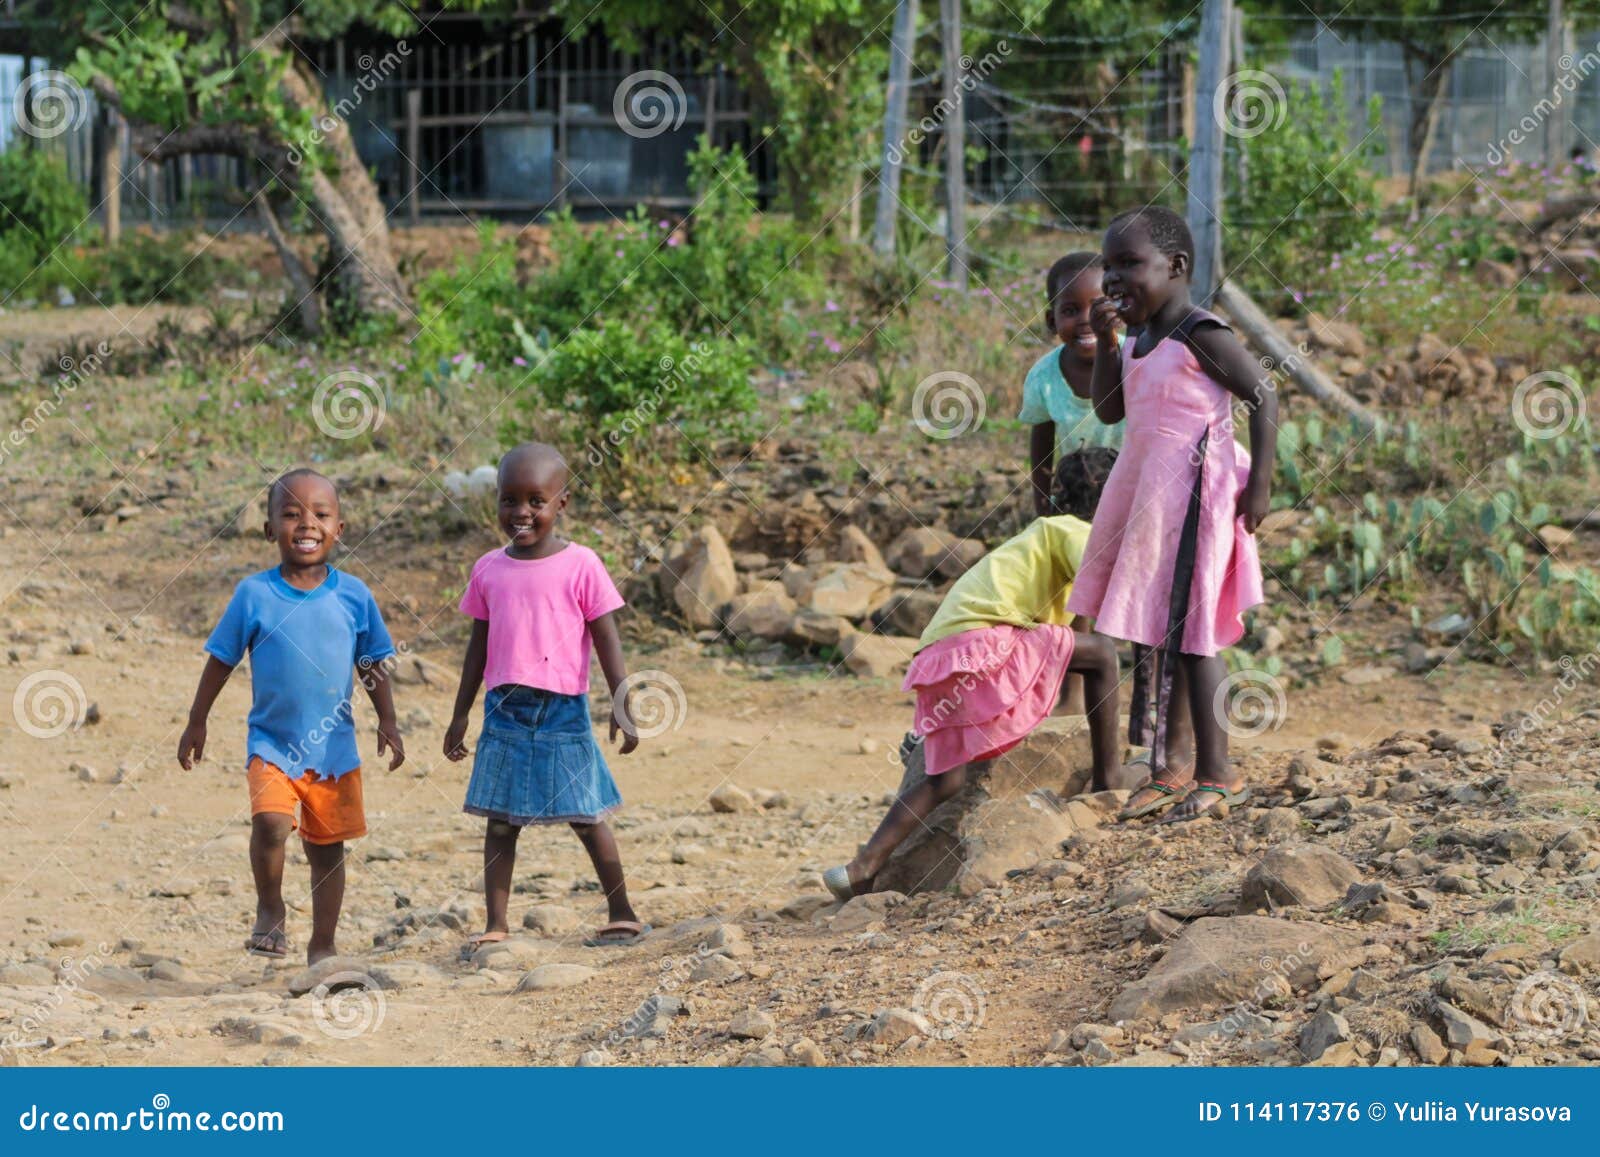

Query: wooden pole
<box><xmin>1230</xmin><ymin>5</ymin><xmax>1247</xmax><ymax>189</ymax></box>
<box><xmin>406</xmin><ymin>89</ymin><xmax>422</xmax><ymax>225</ymax></box>
<box><xmin>1214</xmin><ymin>281</ymin><xmax>1382</xmax><ymax>432</ymax></box>
<box><xmin>940</xmin><ymin>0</ymin><xmax>967</xmax><ymax>290</ymax></box>
<box><xmin>1186</xmin><ymin>0</ymin><xmax>1231</xmax><ymax>307</ymax></box>
<box><xmin>1546</xmin><ymin>0</ymin><xmax>1570</xmax><ymax>167</ymax></box>
<box><xmin>873</xmin><ymin>0</ymin><xmax>917</xmax><ymax>256</ymax></box>
<box><xmin>99</xmin><ymin>106</ymin><xmax>121</xmax><ymax>245</ymax></box>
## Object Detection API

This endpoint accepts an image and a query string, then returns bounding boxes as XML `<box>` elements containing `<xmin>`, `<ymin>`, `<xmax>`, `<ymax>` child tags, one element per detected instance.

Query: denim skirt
<box><xmin>464</xmin><ymin>685</ymin><xmax>622</xmax><ymax>826</ymax></box>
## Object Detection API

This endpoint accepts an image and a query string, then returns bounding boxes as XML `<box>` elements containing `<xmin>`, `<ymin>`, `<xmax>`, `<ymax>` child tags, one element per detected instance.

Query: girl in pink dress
<box><xmin>1069</xmin><ymin>206</ymin><xmax>1277</xmax><ymax>822</ymax></box>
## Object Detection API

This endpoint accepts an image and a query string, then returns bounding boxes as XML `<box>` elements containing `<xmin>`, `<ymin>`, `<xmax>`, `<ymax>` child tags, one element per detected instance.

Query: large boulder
<box><xmin>885</xmin><ymin>528</ymin><xmax>985</xmax><ymax>581</ymax></box>
<box><xmin>835</xmin><ymin>525</ymin><xmax>889</xmax><ymax>572</ymax></box>
<box><xmin>839</xmin><ymin>633</ymin><xmax>917</xmax><ymax>679</ymax></box>
<box><xmin>805</xmin><ymin>562</ymin><xmax>896</xmax><ymax>621</ymax></box>
<box><xmin>661</xmin><ymin>525</ymin><xmax>738</xmax><ymax>630</ymax></box>
<box><xmin>1240</xmin><ymin>845</ymin><xmax>1363</xmax><ymax>912</ymax></box>
<box><xmin>722</xmin><ymin>583</ymin><xmax>798</xmax><ymax>642</ymax></box>
<box><xmin>872</xmin><ymin>589</ymin><xmax>943</xmax><ymax>638</ymax></box>
<box><xmin>873</xmin><ymin>716</ymin><xmax>1097</xmax><ymax>895</ymax></box>
<box><xmin>1108</xmin><ymin>916</ymin><xmax>1365</xmax><ymax>1022</ymax></box>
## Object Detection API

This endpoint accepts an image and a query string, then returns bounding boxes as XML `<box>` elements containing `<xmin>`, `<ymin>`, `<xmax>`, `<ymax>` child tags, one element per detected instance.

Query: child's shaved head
<box><xmin>498</xmin><ymin>442</ymin><xmax>569</xmax><ymax>490</ymax></box>
<box><xmin>268</xmin><ymin>468</ymin><xmax>338</xmax><ymax>516</ymax></box>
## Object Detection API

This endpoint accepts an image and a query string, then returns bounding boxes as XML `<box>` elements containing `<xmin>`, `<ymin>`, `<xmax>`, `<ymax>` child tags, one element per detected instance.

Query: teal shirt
<box><xmin>1017</xmin><ymin>347</ymin><xmax>1124</xmax><ymax>463</ymax></box>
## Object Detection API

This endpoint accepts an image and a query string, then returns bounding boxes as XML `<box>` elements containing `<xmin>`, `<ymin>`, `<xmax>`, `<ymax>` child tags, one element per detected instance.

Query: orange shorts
<box><xmin>247</xmin><ymin>757</ymin><xmax>366</xmax><ymax>845</ymax></box>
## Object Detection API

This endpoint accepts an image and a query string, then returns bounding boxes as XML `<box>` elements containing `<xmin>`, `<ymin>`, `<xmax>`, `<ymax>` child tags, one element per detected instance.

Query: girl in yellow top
<box><xmin>824</xmin><ymin>490</ymin><xmax>1138</xmax><ymax>900</ymax></box>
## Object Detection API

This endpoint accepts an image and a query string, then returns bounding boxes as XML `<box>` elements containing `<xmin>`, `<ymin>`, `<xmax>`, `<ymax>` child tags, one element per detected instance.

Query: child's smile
<box><xmin>265</xmin><ymin>473</ymin><xmax>343</xmax><ymax>582</ymax></box>
<box><xmin>496</xmin><ymin>445</ymin><xmax>571</xmax><ymax>558</ymax></box>
<box><xmin>1101</xmin><ymin>219</ymin><xmax>1181</xmax><ymax>327</ymax></box>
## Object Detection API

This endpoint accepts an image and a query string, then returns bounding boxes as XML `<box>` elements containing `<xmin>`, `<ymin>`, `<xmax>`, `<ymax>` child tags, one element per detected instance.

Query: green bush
<box><xmin>88</xmin><ymin>230</ymin><xmax>228</xmax><ymax>304</ymax></box>
<box><xmin>505</xmin><ymin>319</ymin><xmax>757</xmax><ymax>480</ymax></box>
<box><xmin>0</xmin><ymin>148</ymin><xmax>90</xmax><ymax>300</ymax></box>
<box><xmin>1227</xmin><ymin>74</ymin><xmax>1384</xmax><ymax>310</ymax></box>
<box><xmin>413</xmin><ymin>222</ymin><xmax>523</xmax><ymax>367</ymax></box>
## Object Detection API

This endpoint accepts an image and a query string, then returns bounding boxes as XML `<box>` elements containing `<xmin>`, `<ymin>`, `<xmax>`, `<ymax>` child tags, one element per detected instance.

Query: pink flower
<box><xmin>513</xmin><ymin>356</ymin><xmax>528</xmax><ymax>367</ymax></box>
<box><xmin>667</xmin><ymin>235</ymin><xmax>681</xmax><ymax>247</ymax></box>
<box><xmin>658</xmin><ymin>219</ymin><xmax>670</xmax><ymax>229</ymax></box>
<box><xmin>825</xmin><ymin>299</ymin><xmax>840</xmax><ymax>312</ymax></box>
<box><xmin>615</xmin><ymin>249</ymin><xmax>625</xmax><ymax>258</ymax></box>
<box><xmin>824</xmin><ymin>338</ymin><xmax>842</xmax><ymax>354</ymax></box>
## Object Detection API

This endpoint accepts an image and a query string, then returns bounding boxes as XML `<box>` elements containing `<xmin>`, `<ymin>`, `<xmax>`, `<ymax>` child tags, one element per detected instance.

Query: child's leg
<box><xmin>847</xmin><ymin>763</ymin><xmax>969</xmax><ymax>886</ymax></box>
<box><xmin>250</xmin><ymin>814</ymin><xmax>292</xmax><ymax>946</ymax></box>
<box><xmin>482</xmin><ymin>819</ymin><xmax>520</xmax><ymax>936</ymax></box>
<box><xmin>571</xmin><ymin>821</ymin><xmax>640</xmax><ymax>925</ymax></box>
<box><xmin>1065</xmin><ymin>632</ymin><xmax>1126</xmax><ymax>790</ymax></box>
<box><xmin>1164</xmin><ymin>652</ymin><xmax>1247</xmax><ymax>821</ymax></box>
<box><xmin>302</xmin><ymin>840</ymin><xmax>346</xmax><ymax>963</ymax></box>
<box><xmin>1165</xmin><ymin>656</ymin><xmax>1197</xmax><ymax>774</ymax></box>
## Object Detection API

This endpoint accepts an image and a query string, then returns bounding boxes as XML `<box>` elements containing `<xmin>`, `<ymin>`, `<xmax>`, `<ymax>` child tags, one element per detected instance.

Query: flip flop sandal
<box><xmin>583</xmin><ymin>921</ymin><xmax>652</xmax><ymax>948</ymax></box>
<box><xmin>1163</xmin><ymin>782</ymin><xmax>1251</xmax><ymax>824</ymax></box>
<box><xmin>1117</xmin><ymin>779</ymin><xmax>1188</xmax><ymax>821</ymax></box>
<box><xmin>245</xmin><ymin>930</ymin><xmax>288</xmax><ymax>958</ymax></box>
<box><xmin>459</xmin><ymin>931</ymin><xmax>507</xmax><ymax>960</ymax></box>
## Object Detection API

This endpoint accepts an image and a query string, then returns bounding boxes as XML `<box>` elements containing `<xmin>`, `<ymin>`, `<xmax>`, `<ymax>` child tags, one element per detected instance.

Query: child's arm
<box><xmin>358</xmin><ymin>660</ymin><xmax>405</xmax><ymax>770</ymax></box>
<box><xmin>177</xmin><ymin>655</ymin><xmax>234</xmax><ymax>769</ymax></box>
<box><xmin>589</xmin><ymin>611</ymin><xmax>639</xmax><ymax>755</ymax></box>
<box><xmin>1187</xmin><ymin>326</ymin><xmax>1279</xmax><ymax>533</ymax></box>
<box><xmin>1088</xmin><ymin>298</ymin><xmax>1126</xmax><ymax>424</ymax></box>
<box><xmin>1028</xmin><ymin>423</ymin><xmax>1056</xmax><ymax>516</ymax></box>
<box><xmin>443</xmin><ymin>619</ymin><xmax>489</xmax><ymax>761</ymax></box>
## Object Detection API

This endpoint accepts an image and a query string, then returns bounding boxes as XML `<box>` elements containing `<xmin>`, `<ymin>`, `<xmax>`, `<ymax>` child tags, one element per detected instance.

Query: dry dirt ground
<box><xmin>3</xmin><ymin>478</ymin><xmax>1595</xmax><ymax>1068</ymax></box>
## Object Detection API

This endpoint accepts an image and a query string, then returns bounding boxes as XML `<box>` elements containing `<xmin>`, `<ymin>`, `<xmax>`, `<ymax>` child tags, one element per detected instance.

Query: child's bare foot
<box><xmin>1161</xmin><ymin>778</ymin><xmax>1250</xmax><ymax>823</ymax></box>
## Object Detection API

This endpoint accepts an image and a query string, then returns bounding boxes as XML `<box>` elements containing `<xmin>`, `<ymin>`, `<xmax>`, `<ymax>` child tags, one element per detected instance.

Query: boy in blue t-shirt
<box><xmin>178</xmin><ymin>469</ymin><xmax>405</xmax><ymax>963</ymax></box>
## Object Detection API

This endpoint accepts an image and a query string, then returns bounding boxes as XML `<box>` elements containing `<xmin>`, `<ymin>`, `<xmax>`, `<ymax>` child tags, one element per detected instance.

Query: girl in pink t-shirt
<box><xmin>444</xmin><ymin>443</ymin><xmax>649</xmax><ymax>950</ymax></box>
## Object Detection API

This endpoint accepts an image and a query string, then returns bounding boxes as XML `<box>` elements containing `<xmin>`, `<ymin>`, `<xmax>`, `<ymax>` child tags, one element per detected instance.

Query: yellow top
<box><xmin>918</xmin><ymin>515</ymin><xmax>1091</xmax><ymax>649</ymax></box>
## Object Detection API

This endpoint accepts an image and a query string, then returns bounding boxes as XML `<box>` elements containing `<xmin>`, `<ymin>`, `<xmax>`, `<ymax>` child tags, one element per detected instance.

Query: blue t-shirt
<box><xmin>204</xmin><ymin>567</ymin><xmax>396</xmax><ymax>780</ymax></box>
<box><xmin>1017</xmin><ymin>347</ymin><xmax>1124</xmax><ymax>463</ymax></box>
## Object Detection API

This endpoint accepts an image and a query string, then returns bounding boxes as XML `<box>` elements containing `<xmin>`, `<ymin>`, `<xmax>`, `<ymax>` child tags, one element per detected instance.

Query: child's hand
<box><xmin>610</xmin><ymin>698</ymin><xmax>640</xmax><ymax>755</ymax></box>
<box><xmin>443</xmin><ymin>715</ymin><xmax>470</xmax><ymax>761</ymax></box>
<box><xmin>1238</xmin><ymin>475</ymin><xmax>1271</xmax><ymax>534</ymax></box>
<box><xmin>1089</xmin><ymin>297</ymin><xmax>1120</xmax><ymax>341</ymax></box>
<box><xmin>176</xmin><ymin>721</ymin><xmax>206</xmax><ymax>769</ymax></box>
<box><xmin>377</xmin><ymin>718</ymin><xmax>406</xmax><ymax>771</ymax></box>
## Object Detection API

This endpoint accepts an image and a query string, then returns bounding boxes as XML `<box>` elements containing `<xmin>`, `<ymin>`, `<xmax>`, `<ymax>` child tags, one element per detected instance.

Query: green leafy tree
<box><xmin>6</xmin><ymin>2</ymin><xmax>512</xmax><ymax>331</ymax></box>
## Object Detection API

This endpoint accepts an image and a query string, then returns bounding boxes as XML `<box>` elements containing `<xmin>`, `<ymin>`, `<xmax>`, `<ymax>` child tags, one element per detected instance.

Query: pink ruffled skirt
<box><xmin>902</xmin><ymin>623</ymin><xmax>1077</xmax><ymax>776</ymax></box>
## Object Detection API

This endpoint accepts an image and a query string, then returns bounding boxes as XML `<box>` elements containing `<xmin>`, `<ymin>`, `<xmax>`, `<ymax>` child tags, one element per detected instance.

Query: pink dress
<box><xmin>1066</xmin><ymin>310</ymin><xmax>1263</xmax><ymax>655</ymax></box>
<box><xmin>904</xmin><ymin>624</ymin><xmax>1077</xmax><ymax>777</ymax></box>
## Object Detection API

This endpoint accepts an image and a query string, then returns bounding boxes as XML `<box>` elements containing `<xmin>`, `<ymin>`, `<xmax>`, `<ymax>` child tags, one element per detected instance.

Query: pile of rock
<box><xmin>654</xmin><ymin>523</ymin><xmax>987</xmax><ymax>677</ymax></box>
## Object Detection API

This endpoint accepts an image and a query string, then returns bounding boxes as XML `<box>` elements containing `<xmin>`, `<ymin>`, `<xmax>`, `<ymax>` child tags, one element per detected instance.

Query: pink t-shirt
<box><xmin>458</xmin><ymin>544</ymin><xmax>626</xmax><ymax>694</ymax></box>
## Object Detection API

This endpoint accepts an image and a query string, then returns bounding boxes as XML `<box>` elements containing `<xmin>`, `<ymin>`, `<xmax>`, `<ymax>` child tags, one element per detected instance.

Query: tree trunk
<box><xmin>277</xmin><ymin>59</ymin><xmax>410</xmax><ymax>323</ymax></box>
<box><xmin>1404</xmin><ymin>46</ymin><xmax>1454</xmax><ymax>208</ymax></box>
<box><xmin>255</xmin><ymin>190</ymin><xmax>322</xmax><ymax>336</ymax></box>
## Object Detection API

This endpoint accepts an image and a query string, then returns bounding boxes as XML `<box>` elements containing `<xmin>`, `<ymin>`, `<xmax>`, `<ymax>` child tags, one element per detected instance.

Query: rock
<box><xmin>728</xmin><ymin>1008</ymin><xmax>775</xmax><ymax>1040</ymax></box>
<box><xmin>1339</xmin><ymin>665</ymin><xmax>1395</xmax><ymax>686</ymax></box>
<box><xmin>1070</xmin><ymin>1023</ymin><xmax>1127</xmax><ymax>1049</ymax></box>
<box><xmin>786</xmin><ymin>609</ymin><xmax>854</xmax><ymax>650</ymax></box>
<box><xmin>470</xmin><ymin>937</ymin><xmax>557</xmax><ymax>969</ymax></box>
<box><xmin>153</xmin><ymin>879</ymin><xmax>199</xmax><ymax>898</ymax></box>
<box><xmin>1141</xmin><ymin>910</ymin><xmax>1182</xmax><ymax>945</ymax></box>
<box><xmin>0</xmin><ymin>963</ymin><xmax>54</xmax><ymax>986</ymax></box>
<box><xmin>287</xmin><ymin>956</ymin><xmax>388</xmax><ymax>997</ymax></box>
<box><xmin>1305</xmin><ymin>311</ymin><xmax>1368</xmax><ymax>358</ymax></box>
<box><xmin>1461</xmin><ymin>1039</ymin><xmax>1501</xmax><ymax>1067</ymax></box>
<box><xmin>835</xmin><ymin>525</ymin><xmax>888</xmax><ymax>572</ymax></box>
<box><xmin>779</xmin><ymin>895</ymin><xmax>836</xmax><ymax>922</ymax></box>
<box><xmin>1410</xmin><ymin>1023</ymin><xmax>1448</xmax><ymax>1064</ymax></box>
<box><xmin>1377</xmin><ymin>818</ymin><xmax>1413</xmax><ymax>852</ymax></box>
<box><xmin>1305</xmin><ymin>1041</ymin><xmax>1362</xmax><ymax>1066</ymax></box>
<box><xmin>1557</xmin><ymin>931</ymin><xmax>1600</xmax><ymax>974</ymax></box>
<box><xmin>575</xmin><ymin>1050</ymin><xmax>610</xmax><ymax>1067</ymax></box>
<box><xmin>691</xmin><ymin>955</ymin><xmax>745</xmax><ymax>983</ymax></box>
<box><xmin>709</xmin><ymin>784</ymin><xmax>758</xmax><ymax>814</ymax></box>
<box><xmin>873</xmin><ymin>716</ymin><xmax>1096</xmax><ymax>895</ymax></box>
<box><xmin>661</xmin><ymin>525</ymin><xmax>738</xmax><ymax>630</ymax></box>
<box><xmin>872</xmin><ymin>590</ymin><xmax>944</xmax><ymax>638</ymax></box>
<box><xmin>1435</xmin><ymin>1001</ymin><xmax>1498</xmax><ymax>1049</ymax></box>
<box><xmin>831</xmin><ymin>891</ymin><xmax>905</xmax><ymax>933</ymax></box>
<box><xmin>1174</xmin><ymin>1013</ymin><xmax>1273</xmax><ymax>1046</ymax></box>
<box><xmin>47</xmin><ymin>931</ymin><xmax>86</xmax><ymax>948</ymax></box>
<box><xmin>862</xmin><ymin>1007</ymin><xmax>928</xmax><ymax>1045</ymax></box>
<box><xmin>788</xmin><ymin>1038</ymin><xmax>828</xmax><ymax>1066</ymax></box>
<box><xmin>885</xmin><ymin>527</ymin><xmax>983</xmax><ymax>581</ymax></box>
<box><xmin>722</xmin><ymin>583</ymin><xmax>798</xmax><ymax>641</ymax></box>
<box><xmin>1110</xmin><ymin>881</ymin><xmax>1152</xmax><ymax>909</ymax></box>
<box><xmin>839</xmin><ymin>633</ymin><xmax>918</xmax><ymax>679</ymax></box>
<box><xmin>222</xmin><ymin>496</ymin><xmax>265</xmax><ymax>538</ymax></box>
<box><xmin>804</xmin><ymin>562</ymin><xmax>896</xmax><ymax>621</ymax></box>
<box><xmin>521</xmin><ymin>905</ymin><xmax>581</xmax><ymax>936</ymax></box>
<box><xmin>1108</xmin><ymin>916</ymin><xmax>1364</xmax><ymax>1021</ymax></box>
<box><xmin>1299</xmin><ymin>1010</ymin><xmax>1351</xmax><ymax>1060</ymax></box>
<box><xmin>1256</xmin><ymin>809</ymin><xmax>1301</xmax><ymax>839</ymax></box>
<box><xmin>671</xmin><ymin>843</ymin><xmax>708</xmax><ymax>865</ymax></box>
<box><xmin>72</xmin><ymin>763</ymin><xmax>97</xmax><ymax>783</ymax></box>
<box><xmin>515</xmin><ymin>963</ymin><xmax>597</xmax><ymax>992</ymax></box>
<box><xmin>1240</xmin><ymin>845</ymin><xmax>1362</xmax><ymax>912</ymax></box>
